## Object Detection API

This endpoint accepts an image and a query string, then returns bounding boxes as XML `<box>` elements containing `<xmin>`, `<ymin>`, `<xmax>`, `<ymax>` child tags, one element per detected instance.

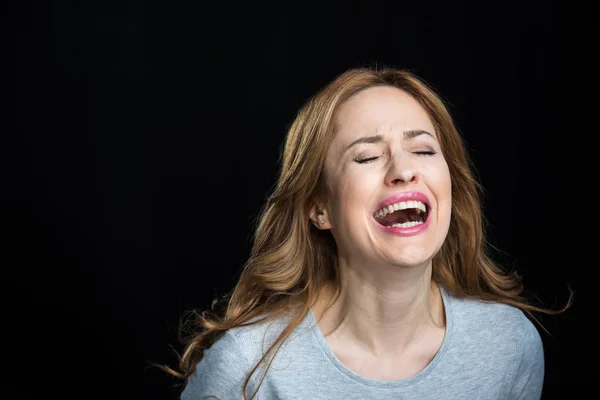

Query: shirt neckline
<box><xmin>306</xmin><ymin>283</ymin><xmax>454</xmax><ymax>388</ymax></box>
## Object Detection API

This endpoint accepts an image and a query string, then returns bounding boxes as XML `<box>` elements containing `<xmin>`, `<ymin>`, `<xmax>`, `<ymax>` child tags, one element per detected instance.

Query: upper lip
<box><xmin>375</xmin><ymin>191</ymin><xmax>431</xmax><ymax>214</ymax></box>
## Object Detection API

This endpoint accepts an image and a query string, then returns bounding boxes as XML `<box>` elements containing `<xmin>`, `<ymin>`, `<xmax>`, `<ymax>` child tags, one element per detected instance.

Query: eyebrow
<box><xmin>346</xmin><ymin>129</ymin><xmax>434</xmax><ymax>150</ymax></box>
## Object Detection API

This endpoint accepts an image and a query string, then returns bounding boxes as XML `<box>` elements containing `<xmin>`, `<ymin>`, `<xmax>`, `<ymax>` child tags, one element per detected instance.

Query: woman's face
<box><xmin>319</xmin><ymin>86</ymin><xmax>452</xmax><ymax>268</ymax></box>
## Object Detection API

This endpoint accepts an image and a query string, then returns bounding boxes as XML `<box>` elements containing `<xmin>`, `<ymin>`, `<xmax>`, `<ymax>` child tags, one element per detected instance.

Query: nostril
<box><xmin>391</xmin><ymin>176</ymin><xmax>417</xmax><ymax>185</ymax></box>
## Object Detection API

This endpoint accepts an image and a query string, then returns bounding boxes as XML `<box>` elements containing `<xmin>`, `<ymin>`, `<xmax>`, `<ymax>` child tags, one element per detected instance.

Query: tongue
<box><xmin>378</xmin><ymin>209</ymin><xmax>411</xmax><ymax>226</ymax></box>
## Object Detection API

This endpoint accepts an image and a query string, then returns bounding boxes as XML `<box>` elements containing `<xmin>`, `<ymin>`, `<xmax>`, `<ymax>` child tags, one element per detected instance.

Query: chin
<box><xmin>387</xmin><ymin>254</ymin><xmax>434</xmax><ymax>269</ymax></box>
<box><xmin>394</xmin><ymin>260</ymin><xmax>432</xmax><ymax>269</ymax></box>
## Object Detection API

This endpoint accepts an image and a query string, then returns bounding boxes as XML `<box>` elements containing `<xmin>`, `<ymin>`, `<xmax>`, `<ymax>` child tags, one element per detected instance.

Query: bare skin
<box><xmin>308</xmin><ymin>86</ymin><xmax>451</xmax><ymax>380</ymax></box>
<box><xmin>311</xmin><ymin>277</ymin><xmax>446</xmax><ymax>381</ymax></box>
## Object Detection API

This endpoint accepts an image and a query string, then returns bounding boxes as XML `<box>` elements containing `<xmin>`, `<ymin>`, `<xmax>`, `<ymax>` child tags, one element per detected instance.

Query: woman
<box><xmin>163</xmin><ymin>67</ymin><xmax>569</xmax><ymax>399</ymax></box>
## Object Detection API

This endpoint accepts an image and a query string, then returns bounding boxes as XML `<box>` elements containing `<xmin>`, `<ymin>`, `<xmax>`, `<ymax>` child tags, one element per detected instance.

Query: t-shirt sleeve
<box><xmin>508</xmin><ymin>315</ymin><xmax>545</xmax><ymax>400</ymax></box>
<box><xmin>180</xmin><ymin>331</ymin><xmax>255</xmax><ymax>400</ymax></box>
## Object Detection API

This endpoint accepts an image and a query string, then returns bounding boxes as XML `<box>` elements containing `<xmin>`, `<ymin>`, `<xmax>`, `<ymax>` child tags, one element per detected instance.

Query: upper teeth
<box><xmin>375</xmin><ymin>201</ymin><xmax>427</xmax><ymax>219</ymax></box>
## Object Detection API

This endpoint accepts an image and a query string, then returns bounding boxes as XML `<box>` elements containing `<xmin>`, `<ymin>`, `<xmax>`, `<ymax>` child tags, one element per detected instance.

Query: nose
<box><xmin>385</xmin><ymin>157</ymin><xmax>418</xmax><ymax>186</ymax></box>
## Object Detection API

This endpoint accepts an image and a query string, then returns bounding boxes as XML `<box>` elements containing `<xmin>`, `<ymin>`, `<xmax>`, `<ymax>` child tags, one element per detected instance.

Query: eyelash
<box><xmin>354</xmin><ymin>150</ymin><xmax>437</xmax><ymax>164</ymax></box>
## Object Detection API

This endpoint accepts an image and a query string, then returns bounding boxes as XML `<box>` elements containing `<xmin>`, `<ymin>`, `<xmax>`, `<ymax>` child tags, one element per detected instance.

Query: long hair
<box><xmin>160</xmin><ymin>67</ymin><xmax>571</xmax><ymax>399</ymax></box>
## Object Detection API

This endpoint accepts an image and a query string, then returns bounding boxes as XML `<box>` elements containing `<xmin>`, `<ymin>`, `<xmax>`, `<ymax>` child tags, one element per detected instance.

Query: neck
<box><xmin>312</xmin><ymin>259</ymin><xmax>445</xmax><ymax>357</ymax></box>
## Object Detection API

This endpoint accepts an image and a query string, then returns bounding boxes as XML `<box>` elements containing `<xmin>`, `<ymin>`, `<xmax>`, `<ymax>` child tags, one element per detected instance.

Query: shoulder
<box><xmin>228</xmin><ymin>311</ymin><xmax>302</xmax><ymax>362</ymax></box>
<box><xmin>447</xmin><ymin>292</ymin><xmax>542</xmax><ymax>346</ymax></box>
<box><xmin>181</xmin><ymin>330</ymin><xmax>254</xmax><ymax>400</ymax></box>
<box><xmin>445</xmin><ymin>291</ymin><xmax>544</xmax><ymax>365</ymax></box>
<box><xmin>181</xmin><ymin>312</ymin><xmax>304</xmax><ymax>400</ymax></box>
<box><xmin>445</xmin><ymin>291</ymin><xmax>545</xmax><ymax>393</ymax></box>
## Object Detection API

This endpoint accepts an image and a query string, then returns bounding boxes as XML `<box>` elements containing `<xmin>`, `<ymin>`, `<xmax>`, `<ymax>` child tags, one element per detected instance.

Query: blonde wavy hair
<box><xmin>160</xmin><ymin>66</ymin><xmax>571</xmax><ymax>399</ymax></box>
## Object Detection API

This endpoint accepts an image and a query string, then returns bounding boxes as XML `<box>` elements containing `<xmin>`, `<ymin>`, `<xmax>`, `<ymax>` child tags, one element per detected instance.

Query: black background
<box><xmin>11</xmin><ymin>1</ymin><xmax>591</xmax><ymax>399</ymax></box>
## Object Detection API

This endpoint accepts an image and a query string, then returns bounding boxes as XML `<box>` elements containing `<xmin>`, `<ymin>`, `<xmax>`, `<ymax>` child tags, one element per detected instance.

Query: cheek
<box><xmin>423</xmin><ymin>159</ymin><xmax>452</xmax><ymax>193</ymax></box>
<box><xmin>436</xmin><ymin>162</ymin><xmax>453</xmax><ymax>216</ymax></box>
<box><xmin>423</xmin><ymin>160</ymin><xmax>452</xmax><ymax>219</ymax></box>
<box><xmin>333</xmin><ymin>163</ymin><xmax>376</xmax><ymax>195</ymax></box>
<box><xmin>329</xmin><ymin>170</ymin><xmax>378</xmax><ymax>220</ymax></box>
<box><xmin>440</xmin><ymin>162</ymin><xmax>452</xmax><ymax>197</ymax></box>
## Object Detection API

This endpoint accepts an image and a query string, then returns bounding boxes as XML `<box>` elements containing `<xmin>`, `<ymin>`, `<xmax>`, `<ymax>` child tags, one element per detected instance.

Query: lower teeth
<box><xmin>390</xmin><ymin>221</ymin><xmax>423</xmax><ymax>228</ymax></box>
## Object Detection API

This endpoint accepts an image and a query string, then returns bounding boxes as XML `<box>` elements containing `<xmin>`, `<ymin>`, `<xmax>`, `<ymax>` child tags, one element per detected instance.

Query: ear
<box><xmin>309</xmin><ymin>201</ymin><xmax>332</xmax><ymax>230</ymax></box>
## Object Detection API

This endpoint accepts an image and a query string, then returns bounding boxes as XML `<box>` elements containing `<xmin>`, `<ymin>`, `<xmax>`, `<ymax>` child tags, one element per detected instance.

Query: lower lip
<box><xmin>374</xmin><ymin>211</ymin><xmax>431</xmax><ymax>236</ymax></box>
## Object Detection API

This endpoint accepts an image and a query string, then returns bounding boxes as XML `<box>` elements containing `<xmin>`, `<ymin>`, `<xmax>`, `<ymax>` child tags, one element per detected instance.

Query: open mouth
<box><xmin>373</xmin><ymin>200</ymin><xmax>429</xmax><ymax>228</ymax></box>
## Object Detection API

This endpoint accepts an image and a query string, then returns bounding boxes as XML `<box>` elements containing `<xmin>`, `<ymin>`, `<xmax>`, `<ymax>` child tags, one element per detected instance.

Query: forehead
<box><xmin>333</xmin><ymin>86</ymin><xmax>435</xmax><ymax>141</ymax></box>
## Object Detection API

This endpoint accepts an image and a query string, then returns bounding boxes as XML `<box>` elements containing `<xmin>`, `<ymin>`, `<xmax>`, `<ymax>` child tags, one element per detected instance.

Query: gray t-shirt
<box><xmin>181</xmin><ymin>285</ymin><xmax>544</xmax><ymax>399</ymax></box>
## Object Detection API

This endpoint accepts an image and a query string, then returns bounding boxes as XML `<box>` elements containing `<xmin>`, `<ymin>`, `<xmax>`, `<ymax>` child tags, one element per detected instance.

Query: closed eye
<box><xmin>414</xmin><ymin>151</ymin><xmax>436</xmax><ymax>156</ymax></box>
<box><xmin>354</xmin><ymin>156</ymin><xmax>380</xmax><ymax>164</ymax></box>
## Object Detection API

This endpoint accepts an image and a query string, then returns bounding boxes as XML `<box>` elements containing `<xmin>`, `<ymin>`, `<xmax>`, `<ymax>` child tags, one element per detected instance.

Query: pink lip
<box><xmin>377</xmin><ymin>191</ymin><xmax>431</xmax><ymax>210</ymax></box>
<box><xmin>374</xmin><ymin>191</ymin><xmax>432</xmax><ymax>237</ymax></box>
